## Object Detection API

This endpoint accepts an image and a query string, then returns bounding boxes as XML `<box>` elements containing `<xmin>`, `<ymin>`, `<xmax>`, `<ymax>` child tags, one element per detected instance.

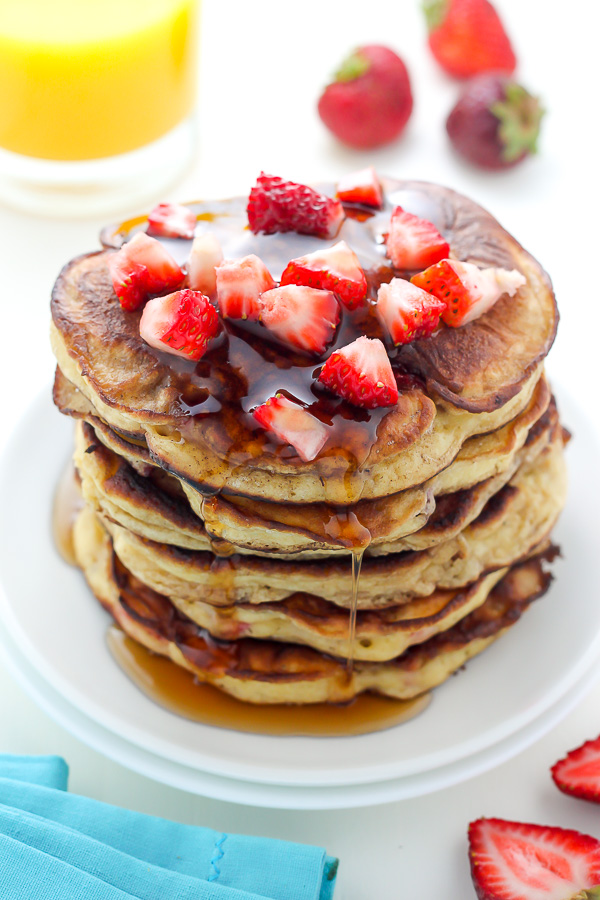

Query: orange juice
<box><xmin>0</xmin><ymin>0</ymin><xmax>198</xmax><ymax>161</ymax></box>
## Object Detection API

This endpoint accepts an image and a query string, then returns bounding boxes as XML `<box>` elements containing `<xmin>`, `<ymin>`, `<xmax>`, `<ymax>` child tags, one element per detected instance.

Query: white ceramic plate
<box><xmin>1</xmin><ymin>612</ymin><xmax>598</xmax><ymax>810</ymax></box>
<box><xmin>0</xmin><ymin>386</ymin><xmax>598</xmax><ymax>791</ymax></box>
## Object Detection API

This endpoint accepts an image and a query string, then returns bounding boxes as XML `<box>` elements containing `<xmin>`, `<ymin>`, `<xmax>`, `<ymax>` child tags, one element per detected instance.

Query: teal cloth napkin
<box><xmin>0</xmin><ymin>755</ymin><xmax>338</xmax><ymax>900</ymax></box>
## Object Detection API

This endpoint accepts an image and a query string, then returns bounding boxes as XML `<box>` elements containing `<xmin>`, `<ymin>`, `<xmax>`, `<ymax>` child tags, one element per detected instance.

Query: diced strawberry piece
<box><xmin>336</xmin><ymin>166</ymin><xmax>383</xmax><ymax>208</ymax></box>
<box><xmin>108</xmin><ymin>232</ymin><xmax>184</xmax><ymax>311</ymax></box>
<box><xmin>411</xmin><ymin>258</ymin><xmax>525</xmax><ymax>326</ymax></box>
<box><xmin>252</xmin><ymin>394</ymin><xmax>328</xmax><ymax>462</ymax></box>
<box><xmin>468</xmin><ymin>817</ymin><xmax>600</xmax><ymax>900</ymax></box>
<box><xmin>216</xmin><ymin>254</ymin><xmax>275</xmax><ymax>321</ymax></box>
<box><xmin>318</xmin><ymin>336</ymin><xmax>398</xmax><ymax>409</ymax></box>
<box><xmin>258</xmin><ymin>285</ymin><xmax>339</xmax><ymax>355</ymax></box>
<box><xmin>187</xmin><ymin>233</ymin><xmax>224</xmax><ymax>296</ymax></box>
<box><xmin>376</xmin><ymin>278</ymin><xmax>446</xmax><ymax>344</ymax></box>
<box><xmin>139</xmin><ymin>289</ymin><xmax>219</xmax><ymax>361</ymax></box>
<box><xmin>147</xmin><ymin>202</ymin><xmax>196</xmax><ymax>239</ymax></box>
<box><xmin>247</xmin><ymin>173</ymin><xmax>345</xmax><ymax>238</ymax></box>
<box><xmin>107</xmin><ymin>255</ymin><xmax>147</xmax><ymax>312</ymax></box>
<box><xmin>280</xmin><ymin>241</ymin><xmax>367</xmax><ymax>310</ymax></box>
<box><xmin>386</xmin><ymin>206</ymin><xmax>449</xmax><ymax>270</ymax></box>
<box><xmin>551</xmin><ymin>736</ymin><xmax>600</xmax><ymax>805</ymax></box>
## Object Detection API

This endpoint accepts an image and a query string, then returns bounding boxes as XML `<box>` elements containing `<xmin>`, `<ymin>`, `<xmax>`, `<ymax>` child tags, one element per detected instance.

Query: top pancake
<box><xmin>51</xmin><ymin>178</ymin><xmax>557</xmax><ymax>505</ymax></box>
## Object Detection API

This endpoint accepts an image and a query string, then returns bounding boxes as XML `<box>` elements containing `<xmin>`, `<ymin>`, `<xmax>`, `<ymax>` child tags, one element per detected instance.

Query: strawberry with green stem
<box><xmin>424</xmin><ymin>0</ymin><xmax>516</xmax><ymax>79</ymax></box>
<box><xmin>446</xmin><ymin>74</ymin><xmax>544</xmax><ymax>170</ymax></box>
<box><xmin>318</xmin><ymin>45</ymin><xmax>413</xmax><ymax>150</ymax></box>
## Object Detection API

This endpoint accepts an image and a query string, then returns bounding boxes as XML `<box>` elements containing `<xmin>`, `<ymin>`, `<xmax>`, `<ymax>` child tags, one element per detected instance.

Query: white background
<box><xmin>0</xmin><ymin>1</ymin><xmax>599</xmax><ymax>897</ymax></box>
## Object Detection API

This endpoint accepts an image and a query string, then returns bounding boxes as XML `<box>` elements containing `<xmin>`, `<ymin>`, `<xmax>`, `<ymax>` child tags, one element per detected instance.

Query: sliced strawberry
<box><xmin>468</xmin><ymin>817</ymin><xmax>600</xmax><ymax>900</ymax></box>
<box><xmin>258</xmin><ymin>285</ymin><xmax>339</xmax><ymax>355</ymax></box>
<box><xmin>386</xmin><ymin>206</ymin><xmax>449</xmax><ymax>270</ymax></box>
<box><xmin>318</xmin><ymin>336</ymin><xmax>398</xmax><ymax>409</ymax></box>
<box><xmin>187</xmin><ymin>233</ymin><xmax>224</xmax><ymax>296</ymax></box>
<box><xmin>252</xmin><ymin>394</ymin><xmax>328</xmax><ymax>462</ymax></box>
<box><xmin>376</xmin><ymin>278</ymin><xmax>446</xmax><ymax>344</ymax></box>
<box><xmin>108</xmin><ymin>232</ymin><xmax>184</xmax><ymax>311</ymax></box>
<box><xmin>411</xmin><ymin>258</ymin><xmax>525</xmax><ymax>326</ymax></box>
<box><xmin>336</xmin><ymin>166</ymin><xmax>383</xmax><ymax>208</ymax></box>
<box><xmin>552</xmin><ymin>736</ymin><xmax>600</xmax><ymax>805</ymax></box>
<box><xmin>216</xmin><ymin>254</ymin><xmax>275</xmax><ymax>321</ymax></box>
<box><xmin>247</xmin><ymin>173</ymin><xmax>345</xmax><ymax>238</ymax></box>
<box><xmin>139</xmin><ymin>289</ymin><xmax>219</xmax><ymax>361</ymax></box>
<box><xmin>280</xmin><ymin>241</ymin><xmax>367</xmax><ymax>310</ymax></box>
<box><xmin>147</xmin><ymin>202</ymin><xmax>196</xmax><ymax>239</ymax></box>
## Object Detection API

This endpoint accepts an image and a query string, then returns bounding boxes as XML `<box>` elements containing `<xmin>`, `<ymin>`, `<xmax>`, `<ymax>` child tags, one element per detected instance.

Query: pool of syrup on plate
<box><xmin>52</xmin><ymin>462</ymin><xmax>84</xmax><ymax>566</ymax></box>
<box><xmin>106</xmin><ymin>625</ymin><xmax>431</xmax><ymax>737</ymax></box>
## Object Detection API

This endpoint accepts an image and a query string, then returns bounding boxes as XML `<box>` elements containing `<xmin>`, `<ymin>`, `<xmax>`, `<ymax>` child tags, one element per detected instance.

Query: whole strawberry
<box><xmin>424</xmin><ymin>0</ymin><xmax>516</xmax><ymax>79</ymax></box>
<box><xmin>317</xmin><ymin>45</ymin><xmax>413</xmax><ymax>150</ymax></box>
<box><xmin>446</xmin><ymin>74</ymin><xmax>544</xmax><ymax>169</ymax></box>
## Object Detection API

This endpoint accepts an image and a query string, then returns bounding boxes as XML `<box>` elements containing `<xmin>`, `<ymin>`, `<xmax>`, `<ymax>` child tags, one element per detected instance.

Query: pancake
<box><xmin>96</xmin><ymin>431</ymin><xmax>567</xmax><ymax>614</ymax></box>
<box><xmin>72</xmin><ymin>505</ymin><xmax>554</xmax><ymax>704</ymax></box>
<box><xmin>70</xmin><ymin>376</ymin><xmax>554</xmax><ymax>558</ymax></box>
<box><xmin>53</xmin><ymin>175</ymin><xmax>565</xmax><ymax>714</ymax></box>
<box><xmin>84</xmin><ymin>506</ymin><xmax>517</xmax><ymax>661</ymax></box>
<box><xmin>51</xmin><ymin>177</ymin><xmax>557</xmax><ymax>505</ymax></box>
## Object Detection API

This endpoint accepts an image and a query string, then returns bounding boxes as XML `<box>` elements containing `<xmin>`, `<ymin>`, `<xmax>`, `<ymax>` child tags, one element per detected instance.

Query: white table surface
<box><xmin>0</xmin><ymin>1</ymin><xmax>599</xmax><ymax>896</ymax></box>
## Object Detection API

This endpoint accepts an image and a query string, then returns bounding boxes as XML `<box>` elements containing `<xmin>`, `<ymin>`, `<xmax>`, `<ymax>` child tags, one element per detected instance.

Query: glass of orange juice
<box><xmin>0</xmin><ymin>0</ymin><xmax>199</xmax><ymax>216</ymax></box>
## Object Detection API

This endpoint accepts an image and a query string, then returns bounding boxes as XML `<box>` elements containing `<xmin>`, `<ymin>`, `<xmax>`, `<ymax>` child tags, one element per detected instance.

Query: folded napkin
<box><xmin>0</xmin><ymin>755</ymin><xmax>337</xmax><ymax>900</ymax></box>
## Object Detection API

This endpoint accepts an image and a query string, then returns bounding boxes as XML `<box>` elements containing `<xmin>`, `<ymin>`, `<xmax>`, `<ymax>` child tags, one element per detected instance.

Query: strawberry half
<box><xmin>376</xmin><ymin>278</ymin><xmax>446</xmax><ymax>344</ymax></box>
<box><xmin>551</xmin><ymin>736</ymin><xmax>600</xmax><ymax>805</ymax></box>
<box><xmin>186</xmin><ymin>233</ymin><xmax>224</xmax><ymax>297</ymax></box>
<box><xmin>247</xmin><ymin>173</ymin><xmax>345</xmax><ymax>239</ymax></box>
<box><xmin>318</xmin><ymin>336</ymin><xmax>398</xmax><ymax>409</ymax></box>
<box><xmin>386</xmin><ymin>207</ymin><xmax>449</xmax><ymax>270</ymax></box>
<box><xmin>139</xmin><ymin>289</ymin><xmax>219</xmax><ymax>361</ymax></box>
<box><xmin>336</xmin><ymin>166</ymin><xmax>383</xmax><ymax>208</ymax></box>
<box><xmin>216</xmin><ymin>254</ymin><xmax>275</xmax><ymax>321</ymax></box>
<box><xmin>108</xmin><ymin>232</ymin><xmax>184</xmax><ymax>311</ymax></box>
<box><xmin>258</xmin><ymin>285</ymin><xmax>339</xmax><ymax>355</ymax></box>
<box><xmin>411</xmin><ymin>258</ymin><xmax>525</xmax><ymax>326</ymax></box>
<box><xmin>469</xmin><ymin>817</ymin><xmax>600</xmax><ymax>900</ymax></box>
<box><xmin>252</xmin><ymin>394</ymin><xmax>328</xmax><ymax>462</ymax></box>
<box><xmin>280</xmin><ymin>240</ymin><xmax>367</xmax><ymax>310</ymax></box>
<box><xmin>147</xmin><ymin>202</ymin><xmax>196</xmax><ymax>239</ymax></box>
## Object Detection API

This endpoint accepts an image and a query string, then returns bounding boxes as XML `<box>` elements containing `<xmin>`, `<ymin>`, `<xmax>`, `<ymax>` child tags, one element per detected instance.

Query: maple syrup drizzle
<box><xmin>347</xmin><ymin>547</ymin><xmax>365</xmax><ymax>674</ymax></box>
<box><xmin>106</xmin><ymin>625</ymin><xmax>431</xmax><ymax>736</ymax></box>
<box><xmin>52</xmin><ymin>461</ymin><xmax>84</xmax><ymax>566</ymax></box>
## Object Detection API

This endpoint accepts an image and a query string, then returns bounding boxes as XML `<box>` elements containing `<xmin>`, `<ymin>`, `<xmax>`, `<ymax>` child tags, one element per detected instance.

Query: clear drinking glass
<box><xmin>0</xmin><ymin>0</ymin><xmax>199</xmax><ymax>216</ymax></box>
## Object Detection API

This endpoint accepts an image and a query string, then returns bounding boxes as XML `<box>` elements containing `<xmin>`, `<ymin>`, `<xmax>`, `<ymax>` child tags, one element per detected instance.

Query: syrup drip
<box><xmin>106</xmin><ymin>626</ymin><xmax>431</xmax><ymax>736</ymax></box>
<box><xmin>52</xmin><ymin>461</ymin><xmax>83</xmax><ymax>566</ymax></box>
<box><xmin>347</xmin><ymin>548</ymin><xmax>365</xmax><ymax>674</ymax></box>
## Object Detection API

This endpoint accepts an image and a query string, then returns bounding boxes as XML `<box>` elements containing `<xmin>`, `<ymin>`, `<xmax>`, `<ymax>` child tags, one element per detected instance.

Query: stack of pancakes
<box><xmin>50</xmin><ymin>178</ymin><xmax>565</xmax><ymax>706</ymax></box>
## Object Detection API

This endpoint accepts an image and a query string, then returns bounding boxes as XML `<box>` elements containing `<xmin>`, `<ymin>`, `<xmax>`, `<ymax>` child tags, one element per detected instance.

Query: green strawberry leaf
<box><xmin>334</xmin><ymin>50</ymin><xmax>370</xmax><ymax>82</ymax></box>
<box><xmin>491</xmin><ymin>82</ymin><xmax>545</xmax><ymax>163</ymax></box>
<box><xmin>422</xmin><ymin>0</ymin><xmax>449</xmax><ymax>31</ymax></box>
